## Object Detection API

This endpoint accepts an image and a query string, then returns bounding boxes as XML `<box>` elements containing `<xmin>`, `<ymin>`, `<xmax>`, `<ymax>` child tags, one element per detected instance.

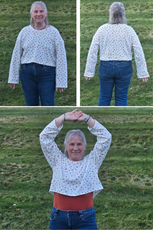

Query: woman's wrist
<box><xmin>85</xmin><ymin>115</ymin><xmax>95</xmax><ymax>128</ymax></box>
<box><xmin>55</xmin><ymin>114</ymin><xmax>65</xmax><ymax>128</ymax></box>
<box><xmin>84</xmin><ymin>115</ymin><xmax>91</xmax><ymax>123</ymax></box>
<box><xmin>63</xmin><ymin>113</ymin><xmax>66</xmax><ymax>122</ymax></box>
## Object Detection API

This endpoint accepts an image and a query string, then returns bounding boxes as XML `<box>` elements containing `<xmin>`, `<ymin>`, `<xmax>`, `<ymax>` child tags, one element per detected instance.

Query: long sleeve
<box><xmin>131</xmin><ymin>28</ymin><xmax>149</xmax><ymax>78</ymax></box>
<box><xmin>88</xmin><ymin>120</ymin><xmax>112</xmax><ymax>170</ymax></box>
<box><xmin>84</xmin><ymin>29</ymin><xmax>100</xmax><ymax>78</ymax></box>
<box><xmin>39</xmin><ymin>119</ymin><xmax>64</xmax><ymax>168</ymax></box>
<box><xmin>55</xmin><ymin>32</ymin><xmax>68</xmax><ymax>88</ymax></box>
<box><xmin>8</xmin><ymin>31</ymin><xmax>23</xmax><ymax>84</ymax></box>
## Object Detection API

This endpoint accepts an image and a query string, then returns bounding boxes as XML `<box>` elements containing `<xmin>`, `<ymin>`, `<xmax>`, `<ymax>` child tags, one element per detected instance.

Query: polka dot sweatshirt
<box><xmin>8</xmin><ymin>25</ymin><xmax>67</xmax><ymax>88</ymax></box>
<box><xmin>39</xmin><ymin>119</ymin><xmax>112</xmax><ymax>198</ymax></box>
<box><xmin>84</xmin><ymin>23</ymin><xmax>149</xmax><ymax>79</ymax></box>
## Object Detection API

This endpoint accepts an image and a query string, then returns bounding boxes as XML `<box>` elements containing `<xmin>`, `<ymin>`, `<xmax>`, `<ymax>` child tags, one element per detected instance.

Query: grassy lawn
<box><xmin>80</xmin><ymin>0</ymin><xmax>153</xmax><ymax>106</ymax></box>
<box><xmin>0</xmin><ymin>107</ymin><xmax>153</xmax><ymax>229</ymax></box>
<box><xmin>0</xmin><ymin>0</ymin><xmax>76</xmax><ymax>106</ymax></box>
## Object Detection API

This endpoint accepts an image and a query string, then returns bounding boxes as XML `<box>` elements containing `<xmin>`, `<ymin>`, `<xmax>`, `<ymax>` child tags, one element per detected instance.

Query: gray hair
<box><xmin>30</xmin><ymin>1</ymin><xmax>49</xmax><ymax>26</ymax></box>
<box><xmin>109</xmin><ymin>2</ymin><xmax>127</xmax><ymax>24</ymax></box>
<box><xmin>64</xmin><ymin>130</ymin><xmax>87</xmax><ymax>158</ymax></box>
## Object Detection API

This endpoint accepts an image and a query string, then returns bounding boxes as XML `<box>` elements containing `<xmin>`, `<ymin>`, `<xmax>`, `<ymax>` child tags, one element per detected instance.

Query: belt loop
<box><xmin>53</xmin><ymin>206</ymin><xmax>59</xmax><ymax>214</ymax></box>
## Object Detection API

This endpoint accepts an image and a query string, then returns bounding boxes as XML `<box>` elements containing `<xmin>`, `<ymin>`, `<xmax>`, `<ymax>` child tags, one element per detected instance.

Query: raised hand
<box><xmin>55</xmin><ymin>109</ymin><xmax>83</xmax><ymax>128</ymax></box>
<box><xmin>76</xmin><ymin>111</ymin><xmax>95</xmax><ymax>128</ymax></box>
<box><xmin>65</xmin><ymin>109</ymin><xmax>83</xmax><ymax>122</ymax></box>
<box><xmin>76</xmin><ymin>112</ymin><xmax>87</xmax><ymax>122</ymax></box>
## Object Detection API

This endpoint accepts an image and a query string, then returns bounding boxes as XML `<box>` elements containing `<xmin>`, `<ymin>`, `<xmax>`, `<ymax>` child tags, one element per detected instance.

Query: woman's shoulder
<box><xmin>47</xmin><ymin>25</ymin><xmax>61</xmax><ymax>35</ymax></box>
<box><xmin>98</xmin><ymin>23</ymin><xmax>109</xmax><ymax>30</ymax></box>
<box><xmin>19</xmin><ymin>25</ymin><xmax>32</xmax><ymax>34</ymax></box>
<box><xmin>15</xmin><ymin>25</ymin><xmax>32</xmax><ymax>39</ymax></box>
<box><xmin>122</xmin><ymin>24</ymin><xmax>137</xmax><ymax>34</ymax></box>
<box><xmin>94</xmin><ymin>23</ymin><xmax>109</xmax><ymax>34</ymax></box>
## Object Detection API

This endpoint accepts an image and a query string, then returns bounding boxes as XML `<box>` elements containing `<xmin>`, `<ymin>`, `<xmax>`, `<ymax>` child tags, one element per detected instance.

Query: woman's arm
<box><xmin>40</xmin><ymin>118</ymin><xmax>63</xmax><ymax>168</ymax></box>
<box><xmin>76</xmin><ymin>111</ymin><xmax>111</xmax><ymax>168</ymax></box>
<box><xmin>76</xmin><ymin>112</ymin><xmax>112</xmax><ymax>169</ymax></box>
<box><xmin>8</xmin><ymin>31</ymin><xmax>23</xmax><ymax>86</ymax></box>
<box><xmin>55</xmin><ymin>30</ymin><xmax>67</xmax><ymax>89</ymax></box>
<box><xmin>88</xmin><ymin>120</ymin><xmax>112</xmax><ymax>169</ymax></box>
<box><xmin>84</xmin><ymin>28</ymin><xmax>100</xmax><ymax>78</ymax></box>
<box><xmin>40</xmin><ymin>110</ymin><xmax>86</xmax><ymax>167</ymax></box>
<box><xmin>132</xmin><ymin>28</ymin><xmax>150</xmax><ymax>80</ymax></box>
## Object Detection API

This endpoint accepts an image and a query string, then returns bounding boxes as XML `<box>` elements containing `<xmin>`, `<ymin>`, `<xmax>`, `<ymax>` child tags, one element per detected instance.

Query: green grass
<box><xmin>80</xmin><ymin>0</ymin><xmax>153</xmax><ymax>106</ymax></box>
<box><xmin>0</xmin><ymin>107</ymin><xmax>153</xmax><ymax>229</ymax></box>
<box><xmin>0</xmin><ymin>0</ymin><xmax>76</xmax><ymax>106</ymax></box>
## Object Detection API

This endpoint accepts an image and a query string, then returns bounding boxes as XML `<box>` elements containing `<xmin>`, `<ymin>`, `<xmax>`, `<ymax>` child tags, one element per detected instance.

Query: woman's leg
<box><xmin>37</xmin><ymin>65</ymin><xmax>56</xmax><ymax>106</ymax></box>
<box><xmin>98</xmin><ymin>61</ymin><xmax>114</xmax><ymax>106</ymax></box>
<box><xmin>115</xmin><ymin>61</ymin><xmax>133</xmax><ymax>106</ymax></box>
<box><xmin>20</xmin><ymin>64</ymin><xmax>39</xmax><ymax>106</ymax></box>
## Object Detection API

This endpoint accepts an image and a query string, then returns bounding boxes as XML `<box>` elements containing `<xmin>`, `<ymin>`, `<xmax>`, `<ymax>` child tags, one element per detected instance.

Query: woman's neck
<box><xmin>33</xmin><ymin>22</ymin><xmax>46</xmax><ymax>30</ymax></box>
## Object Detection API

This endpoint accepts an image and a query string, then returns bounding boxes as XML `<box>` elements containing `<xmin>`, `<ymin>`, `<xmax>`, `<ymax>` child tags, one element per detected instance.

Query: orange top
<box><xmin>53</xmin><ymin>192</ymin><xmax>93</xmax><ymax>211</ymax></box>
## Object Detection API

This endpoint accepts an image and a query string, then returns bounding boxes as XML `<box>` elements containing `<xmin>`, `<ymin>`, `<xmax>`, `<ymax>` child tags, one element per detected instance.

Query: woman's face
<box><xmin>31</xmin><ymin>5</ymin><xmax>47</xmax><ymax>24</ymax></box>
<box><xmin>65</xmin><ymin>137</ymin><xmax>86</xmax><ymax>161</ymax></box>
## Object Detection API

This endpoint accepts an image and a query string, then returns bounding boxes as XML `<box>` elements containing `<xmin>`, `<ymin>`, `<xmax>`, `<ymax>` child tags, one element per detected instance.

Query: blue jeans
<box><xmin>98</xmin><ymin>61</ymin><xmax>133</xmax><ymax>106</ymax></box>
<box><xmin>20</xmin><ymin>63</ymin><xmax>56</xmax><ymax>106</ymax></box>
<box><xmin>49</xmin><ymin>206</ymin><xmax>98</xmax><ymax>230</ymax></box>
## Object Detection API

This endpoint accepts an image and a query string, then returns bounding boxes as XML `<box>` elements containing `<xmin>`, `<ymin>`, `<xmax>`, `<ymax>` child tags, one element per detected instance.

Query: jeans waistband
<box><xmin>100</xmin><ymin>60</ymin><xmax>132</xmax><ymax>66</ymax></box>
<box><xmin>52</xmin><ymin>206</ymin><xmax>94</xmax><ymax>214</ymax></box>
<box><xmin>21</xmin><ymin>63</ymin><xmax>55</xmax><ymax>68</ymax></box>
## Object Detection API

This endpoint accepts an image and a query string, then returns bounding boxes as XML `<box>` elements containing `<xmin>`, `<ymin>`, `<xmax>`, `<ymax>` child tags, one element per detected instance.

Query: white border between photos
<box><xmin>77</xmin><ymin>0</ymin><xmax>80</xmax><ymax>107</ymax></box>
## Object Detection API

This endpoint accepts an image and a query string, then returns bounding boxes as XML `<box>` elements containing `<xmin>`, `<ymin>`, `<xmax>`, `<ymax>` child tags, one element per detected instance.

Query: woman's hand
<box><xmin>56</xmin><ymin>88</ymin><xmax>65</xmax><ymax>92</ymax></box>
<box><xmin>9</xmin><ymin>83</ymin><xmax>15</xmax><ymax>89</ymax></box>
<box><xmin>55</xmin><ymin>110</ymin><xmax>95</xmax><ymax>128</ymax></box>
<box><xmin>55</xmin><ymin>109</ymin><xmax>82</xmax><ymax>128</ymax></box>
<box><xmin>85</xmin><ymin>77</ymin><xmax>91</xmax><ymax>81</ymax></box>
<box><xmin>142</xmin><ymin>77</ymin><xmax>149</xmax><ymax>82</ymax></box>
<box><xmin>75</xmin><ymin>112</ymin><xmax>87</xmax><ymax>122</ymax></box>
<box><xmin>77</xmin><ymin>112</ymin><xmax>95</xmax><ymax>128</ymax></box>
<box><xmin>65</xmin><ymin>109</ymin><xmax>83</xmax><ymax>122</ymax></box>
<box><xmin>66</xmin><ymin>110</ymin><xmax>95</xmax><ymax>128</ymax></box>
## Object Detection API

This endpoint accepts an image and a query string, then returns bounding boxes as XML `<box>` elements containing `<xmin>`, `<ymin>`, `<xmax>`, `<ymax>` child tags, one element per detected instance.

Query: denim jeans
<box><xmin>49</xmin><ymin>206</ymin><xmax>98</xmax><ymax>230</ymax></box>
<box><xmin>98</xmin><ymin>61</ymin><xmax>133</xmax><ymax>106</ymax></box>
<box><xmin>20</xmin><ymin>63</ymin><xmax>56</xmax><ymax>106</ymax></box>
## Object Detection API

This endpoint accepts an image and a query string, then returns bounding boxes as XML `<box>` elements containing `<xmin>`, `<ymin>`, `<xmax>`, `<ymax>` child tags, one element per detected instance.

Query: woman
<box><xmin>39</xmin><ymin>109</ymin><xmax>112</xmax><ymax>229</ymax></box>
<box><xmin>84</xmin><ymin>2</ymin><xmax>150</xmax><ymax>106</ymax></box>
<box><xmin>8</xmin><ymin>1</ymin><xmax>67</xmax><ymax>106</ymax></box>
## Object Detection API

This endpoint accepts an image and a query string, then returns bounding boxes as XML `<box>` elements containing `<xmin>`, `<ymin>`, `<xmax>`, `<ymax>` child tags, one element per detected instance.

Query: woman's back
<box><xmin>95</xmin><ymin>23</ymin><xmax>135</xmax><ymax>60</ymax></box>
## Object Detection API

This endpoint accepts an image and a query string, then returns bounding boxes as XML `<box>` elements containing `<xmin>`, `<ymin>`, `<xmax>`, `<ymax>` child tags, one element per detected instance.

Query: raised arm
<box><xmin>76</xmin><ymin>111</ymin><xmax>112</xmax><ymax>168</ymax></box>
<box><xmin>88</xmin><ymin>120</ymin><xmax>112</xmax><ymax>169</ymax></box>
<box><xmin>40</xmin><ymin>110</ymin><xmax>87</xmax><ymax>166</ymax></box>
<box><xmin>39</xmin><ymin>118</ymin><xmax>63</xmax><ymax>168</ymax></box>
<box><xmin>75</xmin><ymin>111</ymin><xmax>112</xmax><ymax>169</ymax></box>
